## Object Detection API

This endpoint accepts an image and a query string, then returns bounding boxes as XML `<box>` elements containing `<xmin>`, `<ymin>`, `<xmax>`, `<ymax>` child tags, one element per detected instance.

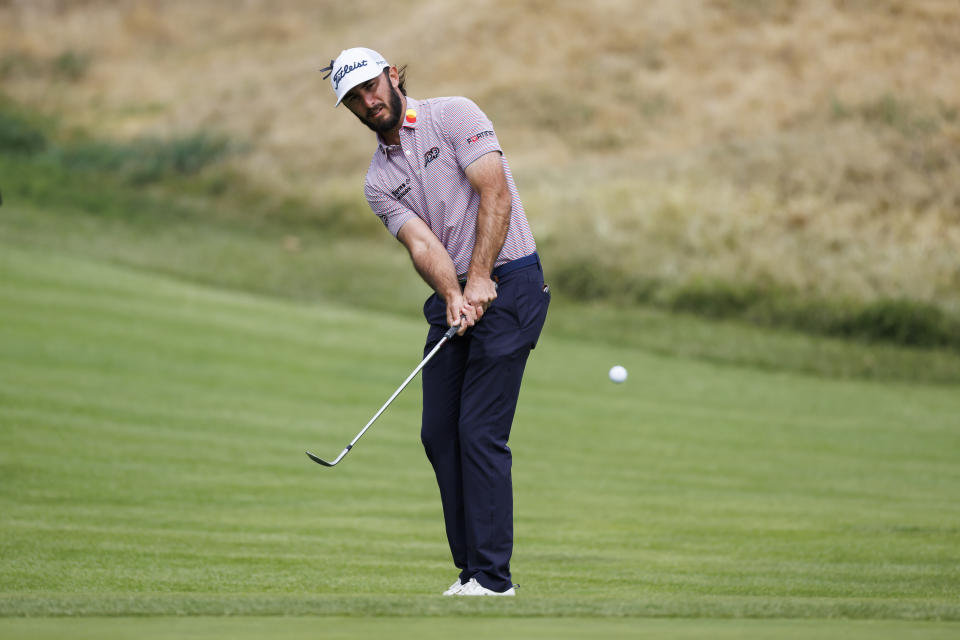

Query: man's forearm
<box><xmin>407</xmin><ymin>236</ymin><xmax>461</xmax><ymax>302</ymax></box>
<box><xmin>397</xmin><ymin>216</ymin><xmax>477</xmax><ymax>333</ymax></box>
<box><xmin>466</xmin><ymin>190</ymin><xmax>511</xmax><ymax>281</ymax></box>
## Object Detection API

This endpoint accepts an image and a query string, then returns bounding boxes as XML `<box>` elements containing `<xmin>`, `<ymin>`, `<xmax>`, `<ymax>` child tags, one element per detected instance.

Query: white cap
<box><xmin>323</xmin><ymin>47</ymin><xmax>390</xmax><ymax>107</ymax></box>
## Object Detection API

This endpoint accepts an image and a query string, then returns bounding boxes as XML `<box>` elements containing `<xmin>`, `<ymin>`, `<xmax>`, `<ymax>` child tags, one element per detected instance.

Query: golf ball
<box><xmin>609</xmin><ymin>365</ymin><xmax>628</xmax><ymax>383</ymax></box>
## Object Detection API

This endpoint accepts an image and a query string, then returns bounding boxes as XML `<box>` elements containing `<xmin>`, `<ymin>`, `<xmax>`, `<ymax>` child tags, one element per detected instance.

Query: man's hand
<box><xmin>463</xmin><ymin>276</ymin><xmax>498</xmax><ymax>320</ymax></box>
<box><xmin>446</xmin><ymin>292</ymin><xmax>478</xmax><ymax>336</ymax></box>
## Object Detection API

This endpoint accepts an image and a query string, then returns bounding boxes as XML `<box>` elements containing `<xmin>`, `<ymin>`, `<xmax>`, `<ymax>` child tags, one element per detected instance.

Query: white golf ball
<box><xmin>609</xmin><ymin>365</ymin><xmax>628</xmax><ymax>383</ymax></box>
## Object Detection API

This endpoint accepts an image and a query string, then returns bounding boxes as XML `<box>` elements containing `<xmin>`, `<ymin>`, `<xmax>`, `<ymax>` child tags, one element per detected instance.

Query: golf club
<box><xmin>306</xmin><ymin>324</ymin><xmax>459</xmax><ymax>467</ymax></box>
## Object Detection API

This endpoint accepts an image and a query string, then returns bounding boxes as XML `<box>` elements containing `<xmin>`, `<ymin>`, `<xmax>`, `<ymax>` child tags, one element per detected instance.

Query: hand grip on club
<box><xmin>445</xmin><ymin>312</ymin><xmax>469</xmax><ymax>339</ymax></box>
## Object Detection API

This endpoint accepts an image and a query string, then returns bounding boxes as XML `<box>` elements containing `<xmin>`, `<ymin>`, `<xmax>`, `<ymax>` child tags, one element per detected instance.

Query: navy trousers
<box><xmin>420</xmin><ymin>256</ymin><xmax>550</xmax><ymax>593</ymax></box>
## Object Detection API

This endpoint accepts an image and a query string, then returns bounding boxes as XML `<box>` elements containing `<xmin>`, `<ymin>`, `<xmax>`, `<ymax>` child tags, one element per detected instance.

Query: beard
<box><xmin>356</xmin><ymin>82</ymin><xmax>404</xmax><ymax>135</ymax></box>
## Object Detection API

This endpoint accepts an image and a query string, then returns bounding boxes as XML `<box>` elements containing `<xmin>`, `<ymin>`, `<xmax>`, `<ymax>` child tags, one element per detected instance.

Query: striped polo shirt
<box><xmin>364</xmin><ymin>96</ymin><xmax>536</xmax><ymax>277</ymax></box>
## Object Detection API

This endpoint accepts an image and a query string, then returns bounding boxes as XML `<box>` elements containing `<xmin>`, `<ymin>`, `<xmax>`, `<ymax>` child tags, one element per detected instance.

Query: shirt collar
<box><xmin>377</xmin><ymin>96</ymin><xmax>419</xmax><ymax>154</ymax></box>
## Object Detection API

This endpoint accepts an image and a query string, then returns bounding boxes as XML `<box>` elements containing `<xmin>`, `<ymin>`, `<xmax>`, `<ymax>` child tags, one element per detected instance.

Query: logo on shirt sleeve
<box><xmin>466</xmin><ymin>130</ymin><xmax>495</xmax><ymax>144</ymax></box>
<box><xmin>423</xmin><ymin>147</ymin><xmax>440</xmax><ymax>168</ymax></box>
<box><xmin>391</xmin><ymin>179</ymin><xmax>411</xmax><ymax>200</ymax></box>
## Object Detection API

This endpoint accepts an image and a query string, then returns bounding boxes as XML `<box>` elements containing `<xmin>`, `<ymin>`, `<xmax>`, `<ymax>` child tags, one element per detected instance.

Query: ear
<box><xmin>387</xmin><ymin>66</ymin><xmax>400</xmax><ymax>89</ymax></box>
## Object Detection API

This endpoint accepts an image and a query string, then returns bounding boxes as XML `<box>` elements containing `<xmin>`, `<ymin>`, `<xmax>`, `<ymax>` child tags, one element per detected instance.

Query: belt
<box><xmin>459</xmin><ymin>252</ymin><xmax>539</xmax><ymax>285</ymax></box>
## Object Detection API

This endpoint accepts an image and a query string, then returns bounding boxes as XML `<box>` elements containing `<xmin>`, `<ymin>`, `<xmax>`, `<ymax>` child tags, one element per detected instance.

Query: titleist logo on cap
<box><xmin>333</xmin><ymin>60</ymin><xmax>367</xmax><ymax>90</ymax></box>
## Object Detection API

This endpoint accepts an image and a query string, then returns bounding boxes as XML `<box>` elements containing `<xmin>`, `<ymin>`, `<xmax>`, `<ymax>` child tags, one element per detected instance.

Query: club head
<box><xmin>306</xmin><ymin>451</ymin><xmax>336</xmax><ymax>467</ymax></box>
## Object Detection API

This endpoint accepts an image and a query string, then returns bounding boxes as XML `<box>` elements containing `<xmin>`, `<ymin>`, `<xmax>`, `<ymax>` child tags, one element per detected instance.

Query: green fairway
<box><xmin>2</xmin><ymin>617</ymin><xmax>960</xmax><ymax>640</ymax></box>
<box><xmin>1</xmin><ymin>245</ymin><xmax>959</xmax><ymax>630</ymax></box>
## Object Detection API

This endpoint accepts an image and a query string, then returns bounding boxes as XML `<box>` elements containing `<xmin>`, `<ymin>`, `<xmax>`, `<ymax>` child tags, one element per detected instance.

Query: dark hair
<box><xmin>394</xmin><ymin>65</ymin><xmax>407</xmax><ymax>96</ymax></box>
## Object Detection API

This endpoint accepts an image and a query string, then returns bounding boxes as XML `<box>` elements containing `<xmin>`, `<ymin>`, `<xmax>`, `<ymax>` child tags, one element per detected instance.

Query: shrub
<box><xmin>833</xmin><ymin>300</ymin><xmax>957</xmax><ymax>349</ymax></box>
<box><xmin>668</xmin><ymin>280</ymin><xmax>764</xmax><ymax>318</ymax></box>
<box><xmin>650</xmin><ymin>277</ymin><xmax>960</xmax><ymax>351</ymax></box>
<box><xmin>0</xmin><ymin>102</ymin><xmax>48</xmax><ymax>154</ymax></box>
<box><xmin>51</xmin><ymin>50</ymin><xmax>91</xmax><ymax>81</ymax></box>
<box><xmin>59</xmin><ymin>133</ymin><xmax>230</xmax><ymax>184</ymax></box>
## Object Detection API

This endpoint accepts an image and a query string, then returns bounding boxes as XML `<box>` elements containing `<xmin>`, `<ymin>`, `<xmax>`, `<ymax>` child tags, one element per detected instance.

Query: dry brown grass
<box><xmin>2</xmin><ymin>0</ymin><xmax>959</xmax><ymax>310</ymax></box>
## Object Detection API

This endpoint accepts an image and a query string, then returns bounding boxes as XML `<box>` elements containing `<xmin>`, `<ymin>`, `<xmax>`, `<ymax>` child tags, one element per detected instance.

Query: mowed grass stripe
<box><xmin>3</xmin><ymin>616</ymin><xmax>960</xmax><ymax>640</ymax></box>
<box><xmin>1</xmin><ymin>246</ymin><xmax>959</xmax><ymax>618</ymax></box>
<box><xmin>0</xmin><ymin>286</ymin><xmax>422</xmax><ymax>398</ymax></box>
<box><xmin>2</xmin><ymin>594</ymin><xmax>960</xmax><ymax>621</ymax></box>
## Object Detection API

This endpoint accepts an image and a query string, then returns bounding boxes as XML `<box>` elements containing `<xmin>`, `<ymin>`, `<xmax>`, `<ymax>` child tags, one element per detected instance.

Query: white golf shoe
<box><xmin>455</xmin><ymin>577</ymin><xmax>516</xmax><ymax>596</ymax></box>
<box><xmin>442</xmin><ymin>579</ymin><xmax>465</xmax><ymax>596</ymax></box>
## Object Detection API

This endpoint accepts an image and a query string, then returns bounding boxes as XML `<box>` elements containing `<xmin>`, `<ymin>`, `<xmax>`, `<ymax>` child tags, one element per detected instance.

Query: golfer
<box><xmin>323</xmin><ymin>48</ymin><xmax>550</xmax><ymax>596</ymax></box>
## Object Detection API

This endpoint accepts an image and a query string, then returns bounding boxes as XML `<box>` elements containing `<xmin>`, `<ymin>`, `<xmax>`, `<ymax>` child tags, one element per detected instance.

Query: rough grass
<box><xmin>3</xmin><ymin>157</ymin><xmax>960</xmax><ymax>383</ymax></box>
<box><xmin>1</xmin><ymin>0</ymin><xmax>959</xmax><ymax>319</ymax></box>
<box><xmin>2</xmin><ymin>91</ymin><xmax>959</xmax><ymax>372</ymax></box>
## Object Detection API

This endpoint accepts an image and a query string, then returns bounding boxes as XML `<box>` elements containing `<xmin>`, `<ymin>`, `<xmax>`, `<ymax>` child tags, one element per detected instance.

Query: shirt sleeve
<box><xmin>364</xmin><ymin>180</ymin><xmax>418</xmax><ymax>238</ymax></box>
<box><xmin>440</xmin><ymin>97</ymin><xmax>502</xmax><ymax>171</ymax></box>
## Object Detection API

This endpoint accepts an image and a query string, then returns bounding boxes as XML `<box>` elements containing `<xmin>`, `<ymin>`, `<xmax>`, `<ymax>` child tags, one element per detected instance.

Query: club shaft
<box><xmin>309</xmin><ymin>326</ymin><xmax>457</xmax><ymax>466</ymax></box>
<box><xmin>345</xmin><ymin>333</ymin><xmax>450</xmax><ymax>449</ymax></box>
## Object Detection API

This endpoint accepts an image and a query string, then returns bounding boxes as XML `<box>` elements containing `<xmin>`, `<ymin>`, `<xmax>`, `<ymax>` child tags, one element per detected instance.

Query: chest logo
<box><xmin>405</xmin><ymin>109</ymin><xmax>417</xmax><ymax>124</ymax></box>
<box><xmin>423</xmin><ymin>147</ymin><xmax>440</xmax><ymax>168</ymax></box>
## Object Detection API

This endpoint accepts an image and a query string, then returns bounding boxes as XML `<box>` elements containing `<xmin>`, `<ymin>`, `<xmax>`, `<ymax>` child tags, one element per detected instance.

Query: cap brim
<box><xmin>334</xmin><ymin>64</ymin><xmax>386</xmax><ymax>107</ymax></box>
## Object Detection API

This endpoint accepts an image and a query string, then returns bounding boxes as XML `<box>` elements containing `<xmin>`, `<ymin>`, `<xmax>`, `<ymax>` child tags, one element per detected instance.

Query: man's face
<box><xmin>342</xmin><ymin>69</ymin><xmax>403</xmax><ymax>135</ymax></box>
